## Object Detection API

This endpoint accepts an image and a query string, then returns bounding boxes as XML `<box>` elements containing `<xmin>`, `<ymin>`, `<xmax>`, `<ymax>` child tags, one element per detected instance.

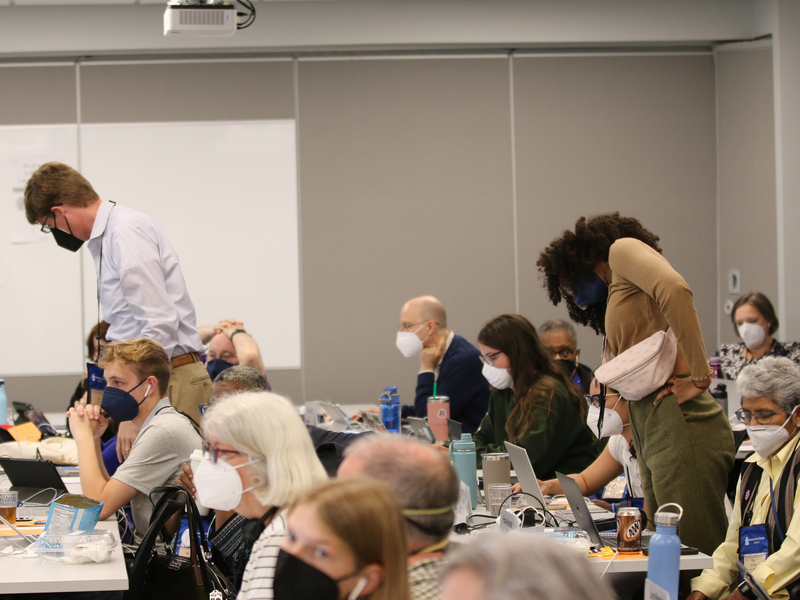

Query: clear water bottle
<box><xmin>0</xmin><ymin>379</ymin><xmax>7</xmax><ymax>426</ymax></box>
<box><xmin>449</xmin><ymin>433</ymin><xmax>478</xmax><ymax>509</ymax></box>
<box><xmin>380</xmin><ymin>386</ymin><xmax>401</xmax><ymax>433</ymax></box>
<box><xmin>645</xmin><ymin>503</ymin><xmax>684</xmax><ymax>600</ymax></box>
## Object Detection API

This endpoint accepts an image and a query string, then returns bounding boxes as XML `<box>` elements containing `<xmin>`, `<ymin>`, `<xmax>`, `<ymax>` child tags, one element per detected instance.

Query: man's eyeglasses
<box><xmin>198</xmin><ymin>403</ymin><xmax>210</xmax><ymax>416</ymax></box>
<box><xmin>40</xmin><ymin>213</ymin><xmax>54</xmax><ymax>234</ymax></box>
<box><xmin>735</xmin><ymin>408</ymin><xmax>787</xmax><ymax>425</ymax></box>
<box><xmin>480</xmin><ymin>350</ymin><xmax>502</xmax><ymax>367</ymax></box>
<box><xmin>202</xmin><ymin>440</ymin><xmax>244</xmax><ymax>464</ymax></box>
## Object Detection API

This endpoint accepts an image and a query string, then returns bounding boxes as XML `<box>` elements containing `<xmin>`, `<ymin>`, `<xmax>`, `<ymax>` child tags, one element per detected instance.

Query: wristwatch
<box><xmin>737</xmin><ymin>580</ymin><xmax>758</xmax><ymax>600</ymax></box>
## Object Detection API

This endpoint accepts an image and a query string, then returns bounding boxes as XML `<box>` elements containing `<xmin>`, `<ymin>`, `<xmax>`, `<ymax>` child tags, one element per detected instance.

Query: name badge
<box><xmin>739</xmin><ymin>524</ymin><xmax>769</xmax><ymax>573</ymax></box>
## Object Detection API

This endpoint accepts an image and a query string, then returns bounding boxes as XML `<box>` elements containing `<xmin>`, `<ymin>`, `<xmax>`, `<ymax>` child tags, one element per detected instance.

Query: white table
<box><xmin>0</xmin><ymin>519</ymin><xmax>129</xmax><ymax>594</ymax></box>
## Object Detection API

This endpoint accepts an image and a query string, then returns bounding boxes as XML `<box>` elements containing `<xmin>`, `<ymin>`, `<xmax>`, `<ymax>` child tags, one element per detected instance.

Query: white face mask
<box><xmin>482</xmin><ymin>363</ymin><xmax>513</xmax><ymax>390</ymax></box>
<box><xmin>746</xmin><ymin>408</ymin><xmax>797</xmax><ymax>459</ymax></box>
<box><xmin>586</xmin><ymin>397</ymin><xmax>626</xmax><ymax>439</ymax></box>
<box><xmin>193</xmin><ymin>456</ymin><xmax>257</xmax><ymax>511</ymax></box>
<box><xmin>738</xmin><ymin>322</ymin><xmax>767</xmax><ymax>350</ymax></box>
<box><xmin>395</xmin><ymin>323</ymin><xmax>428</xmax><ymax>358</ymax></box>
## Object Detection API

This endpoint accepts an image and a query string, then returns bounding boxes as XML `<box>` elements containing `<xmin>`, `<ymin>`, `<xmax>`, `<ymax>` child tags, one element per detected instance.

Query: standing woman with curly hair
<box><xmin>536</xmin><ymin>213</ymin><xmax>734</xmax><ymax>555</ymax></box>
<box><xmin>474</xmin><ymin>314</ymin><xmax>599</xmax><ymax>480</ymax></box>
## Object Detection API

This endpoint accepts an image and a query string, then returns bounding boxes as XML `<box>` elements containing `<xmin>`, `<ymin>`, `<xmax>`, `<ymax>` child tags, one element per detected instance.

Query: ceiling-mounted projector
<box><xmin>164</xmin><ymin>0</ymin><xmax>238</xmax><ymax>37</ymax></box>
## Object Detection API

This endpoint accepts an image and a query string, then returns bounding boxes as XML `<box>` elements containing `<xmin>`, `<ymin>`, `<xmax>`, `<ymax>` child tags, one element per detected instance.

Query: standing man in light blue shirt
<box><xmin>24</xmin><ymin>161</ymin><xmax>211</xmax><ymax>457</ymax></box>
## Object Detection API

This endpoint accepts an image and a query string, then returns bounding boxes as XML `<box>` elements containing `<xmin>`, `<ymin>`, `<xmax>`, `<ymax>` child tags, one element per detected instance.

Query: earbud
<box><xmin>347</xmin><ymin>577</ymin><xmax>368</xmax><ymax>600</ymax></box>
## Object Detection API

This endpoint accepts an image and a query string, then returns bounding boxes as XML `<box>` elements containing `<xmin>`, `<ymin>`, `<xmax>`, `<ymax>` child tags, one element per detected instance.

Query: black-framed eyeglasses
<box><xmin>40</xmin><ymin>213</ymin><xmax>54</xmax><ymax>234</ymax></box>
<box><xmin>584</xmin><ymin>392</ymin><xmax>621</xmax><ymax>408</ymax></box>
<box><xmin>548</xmin><ymin>346</ymin><xmax>576</xmax><ymax>360</ymax></box>
<box><xmin>735</xmin><ymin>408</ymin><xmax>787</xmax><ymax>425</ymax></box>
<box><xmin>480</xmin><ymin>350</ymin><xmax>503</xmax><ymax>367</ymax></box>
<box><xmin>202</xmin><ymin>440</ymin><xmax>245</xmax><ymax>464</ymax></box>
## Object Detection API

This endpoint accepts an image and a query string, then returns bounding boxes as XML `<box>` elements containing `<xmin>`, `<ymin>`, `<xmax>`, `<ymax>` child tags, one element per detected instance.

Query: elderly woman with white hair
<box><xmin>440</xmin><ymin>533</ymin><xmax>615</xmax><ymax>600</ymax></box>
<box><xmin>689</xmin><ymin>356</ymin><xmax>800</xmax><ymax>600</ymax></box>
<box><xmin>193</xmin><ymin>391</ymin><xmax>328</xmax><ymax>600</ymax></box>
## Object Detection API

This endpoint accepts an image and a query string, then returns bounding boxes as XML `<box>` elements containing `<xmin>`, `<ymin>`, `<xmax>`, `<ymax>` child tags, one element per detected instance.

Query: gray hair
<box><xmin>202</xmin><ymin>391</ymin><xmax>328</xmax><ymax>507</ymax></box>
<box><xmin>538</xmin><ymin>319</ymin><xmax>577</xmax><ymax>345</ymax></box>
<box><xmin>442</xmin><ymin>533</ymin><xmax>615</xmax><ymax>600</ymax></box>
<box><xmin>737</xmin><ymin>356</ymin><xmax>800</xmax><ymax>412</ymax></box>
<box><xmin>343</xmin><ymin>434</ymin><xmax>458</xmax><ymax>545</ymax></box>
<box><xmin>214</xmin><ymin>364</ymin><xmax>271</xmax><ymax>391</ymax></box>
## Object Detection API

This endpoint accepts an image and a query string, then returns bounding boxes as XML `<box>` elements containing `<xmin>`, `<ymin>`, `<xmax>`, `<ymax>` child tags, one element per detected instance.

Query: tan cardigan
<box><xmin>605</xmin><ymin>237</ymin><xmax>711</xmax><ymax>381</ymax></box>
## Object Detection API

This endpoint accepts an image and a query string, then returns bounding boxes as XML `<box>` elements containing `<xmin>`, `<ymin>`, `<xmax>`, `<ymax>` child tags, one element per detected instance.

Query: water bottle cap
<box><xmin>452</xmin><ymin>433</ymin><xmax>474</xmax><ymax>451</ymax></box>
<box><xmin>654</xmin><ymin>502</ymin><xmax>683</xmax><ymax>526</ymax></box>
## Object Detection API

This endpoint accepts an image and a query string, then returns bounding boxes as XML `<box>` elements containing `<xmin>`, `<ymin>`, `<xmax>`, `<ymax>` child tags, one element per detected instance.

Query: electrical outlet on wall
<box><xmin>724</xmin><ymin>299</ymin><xmax>734</xmax><ymax>315</ymax></box>
<box><xmin>728</xmin><ymin>270</ymin><xmax>740</xmax><ymax>295</ymax></box>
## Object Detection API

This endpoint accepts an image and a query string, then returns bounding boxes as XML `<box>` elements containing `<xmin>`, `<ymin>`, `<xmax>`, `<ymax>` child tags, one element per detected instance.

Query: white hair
<box><xmin>442</xmin><ymin>533</ymin><xmax>615</xmax><ymax>600</ymax></box>
<box><xmin>737</xmin><ymin>356</ymin><xmax>800</xmax><ymax>413</ymax></box>
<box><xmin>202</xmin><ymin>391</ymin><xmax>328</xmax><ymax>507</ymax></box>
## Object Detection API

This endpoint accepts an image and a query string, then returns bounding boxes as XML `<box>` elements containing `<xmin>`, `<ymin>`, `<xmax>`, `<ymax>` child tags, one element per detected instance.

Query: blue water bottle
<box><xmin>0</xmin><ymin>379</ymin><xmax>7</xmax><ymax>425</ymax></box>
<box><xmin>645</xmin><ymin>503</ymin><xmax>684</xmax><ymax>600</ymax></box>
<box><xmin>380</xmin><ymin>386</ymin><xmax>401</xmax><ymax>433</ymax></box>
<box><xmin>449</xmin><ymin>433</ymin><xmax>478</xmax><ymax>509</ymax></box>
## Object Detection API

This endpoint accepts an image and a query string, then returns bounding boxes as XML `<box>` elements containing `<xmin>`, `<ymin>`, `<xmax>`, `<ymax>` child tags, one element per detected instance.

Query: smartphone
<box><xmin>642</xmin><ymin>545</ymin><xmax>699</xmax><ymax>556</ymax></box>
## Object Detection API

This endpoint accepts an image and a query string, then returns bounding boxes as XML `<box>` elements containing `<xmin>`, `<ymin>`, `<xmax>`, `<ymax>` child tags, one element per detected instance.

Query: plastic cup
<box><xmin>189</xmin><ymin>449</ymin><xmax>210</xmax><ymax>516</ymax></box>
<box><xmin>487</xmin><ymin>483</ymin><xmax>513</xmax><ymax>517</ymax></box>
<box><xmin>482</xmin><ymin>453</ymin><xmax>511</xmax><ymax>489</ymax></box>
<box><xmin>426</xmin><ymin>396</ymin><xmax>450</xmax><ymax>442</ymax></box>
<box><xmin>0</xmin><ymin>489</ymin><xmax>18</xmax><ymax>525</ymax></box>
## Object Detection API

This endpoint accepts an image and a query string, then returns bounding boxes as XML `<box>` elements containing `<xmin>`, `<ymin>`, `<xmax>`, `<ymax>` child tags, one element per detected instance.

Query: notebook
<box><xmin>0</xmin><ymin>457</ymin><xmax>67</xmax><ymax>514</ymax></box>
<box><xmin>504</xmin><ymin>442</ymin><xmax>549</xmax><ymax>512</ymax></box>
<box><xmin>556</xmin><ymin>471</ymin><xmax>649</xmax><ymax>552</ymax></box>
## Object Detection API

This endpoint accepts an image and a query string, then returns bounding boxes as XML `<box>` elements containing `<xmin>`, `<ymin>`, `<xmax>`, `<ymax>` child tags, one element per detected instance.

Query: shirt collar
<box><xmin>140</xmin><ymin>397</ymin><xmax>172</xmax><ymax>431</ymax></box>
<box><xmin>89</xmin><ymin>200</ymin><xmax>115</xmax><ymax>241</ymax></box>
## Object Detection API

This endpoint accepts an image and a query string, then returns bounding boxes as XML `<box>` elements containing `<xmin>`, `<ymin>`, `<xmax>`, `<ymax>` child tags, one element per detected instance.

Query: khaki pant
<box><xmin>629</xmin><ymin>388</ymin><xmax>734</xmax><ymax>556</ymax></box>
<box><xmin>167</xmin><ymin>360</ymin><xmax>211</xmax><ymax>425</ymax></box>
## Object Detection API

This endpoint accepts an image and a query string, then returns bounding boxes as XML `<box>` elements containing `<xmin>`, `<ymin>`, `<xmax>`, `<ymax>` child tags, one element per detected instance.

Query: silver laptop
<box><xmin>407</xmin><ymin>417</ymin><xmax>436</xmax><ymax>443</ymax></box>
<box><xmin>556</xmin><ymin>471</ymin><xmax>649</xmax><ymax>552</ymax></box>
<box><xmin>504</xmin><ymin>442</ymin><xmax>548</xmax><ymax>512</ymax></box>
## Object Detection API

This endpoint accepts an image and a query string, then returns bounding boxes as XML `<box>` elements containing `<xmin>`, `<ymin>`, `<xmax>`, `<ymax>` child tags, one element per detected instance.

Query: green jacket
<box><xmin>473</xmin><ymin>377</ymin><xmax>599</xmax><ymax>481</ymax></box>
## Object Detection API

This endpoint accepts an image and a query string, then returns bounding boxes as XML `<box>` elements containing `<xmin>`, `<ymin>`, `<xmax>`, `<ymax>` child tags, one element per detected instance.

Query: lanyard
<box><xmin>768</xmin><ymin>478</ymin><xmax>786</xmax><ymax>543</ymax></box>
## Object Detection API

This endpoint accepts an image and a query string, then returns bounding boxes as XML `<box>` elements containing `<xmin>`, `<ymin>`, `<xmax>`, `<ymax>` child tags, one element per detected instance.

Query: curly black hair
<box><xmin>536</xmin><ymin>213</ymin><xmax>662</xmax><ymax>335</ymax></box>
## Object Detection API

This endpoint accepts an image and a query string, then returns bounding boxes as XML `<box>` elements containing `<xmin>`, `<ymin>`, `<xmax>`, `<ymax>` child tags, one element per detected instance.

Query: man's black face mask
<box><xmin>43</xmin><ymin>212</ymin><xmax>84</xmax><ymax>252</ymax></box>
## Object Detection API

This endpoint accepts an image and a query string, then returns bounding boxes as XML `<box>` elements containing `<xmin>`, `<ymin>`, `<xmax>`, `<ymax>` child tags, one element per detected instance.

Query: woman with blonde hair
<box><xmin>276</xmin><ymin>478</ymin><xmax>409</xmax><ymax>600</ymax></box>
<box><xmin>193</xmin><ymin>390</ymin><xmax>328</xmax><ymax>600</ymax></box>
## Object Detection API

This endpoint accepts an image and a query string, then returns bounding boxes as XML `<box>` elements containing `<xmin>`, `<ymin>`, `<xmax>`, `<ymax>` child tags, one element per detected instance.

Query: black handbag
<box><xmin>125</xmin><ymin>485</ymin><xmax>235</xmax><ymax>600</ymax></box>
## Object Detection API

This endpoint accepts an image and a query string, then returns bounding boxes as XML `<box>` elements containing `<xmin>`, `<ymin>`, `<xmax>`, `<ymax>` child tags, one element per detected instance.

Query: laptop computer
<box><xmin>556</xmin><ymin>471</ymin><xmax>649</xmax><ymax>552</ymax></box>
<box><xmin>504</xmin><ymin>442</ymin><xmax>549</xmax><ymax>512</ymax></box>
<box><xmin>0</xmin><ymin>457</ymin><xmax>67</xmax><ymax>509</ymax></box>
<box><xmin>447</xmin><ymin>419</ymin><xmax>462</xmax><ymax>441</ymax></box>
<box><xmin>407</xmin><ymin>417</ymin><xmax>436</xmax><ymax>443</ymax></box>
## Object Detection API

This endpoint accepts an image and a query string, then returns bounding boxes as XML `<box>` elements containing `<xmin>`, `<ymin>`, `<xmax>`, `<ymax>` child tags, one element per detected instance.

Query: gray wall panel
<box><xmin>514</xmin><ymin>55</ymin><xmax>718</xmax><ymax>367</ymax></box>
<box><xmin>297</xmin><ymin>57</ymin><xmax>514</xmax><ymax>405</ymax></box>
<box><xmin>715</xmin><ymin>48</ymin><xmax>777</xmax><ymax>346</ymax></box>
<box><xmin>0</xmin><ymin>65</ymin><xmax>76</xmax><ymax>125</ymax></box>
<box><xmin>80</xmin><ymin>61</ymin><xmax>295</xmax><ymax>123</ymax></box>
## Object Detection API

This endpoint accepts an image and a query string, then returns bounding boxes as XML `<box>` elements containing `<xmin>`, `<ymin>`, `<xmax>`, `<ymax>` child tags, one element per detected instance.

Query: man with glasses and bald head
<box><xmin>395</xmin><ymin>295</ymin><xmax>489</xmax><ymax>433</ymax></box>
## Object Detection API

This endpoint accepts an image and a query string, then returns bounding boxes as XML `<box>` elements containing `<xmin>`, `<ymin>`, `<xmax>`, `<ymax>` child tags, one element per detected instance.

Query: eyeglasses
<box><xmin>198</xmin><ymin>403</ymin><xmax>210</xmax><ymax>416</ymax></box>
<box><xmin>202</xmin><ymin>441</ymin><xmax>245</xmax><ymax>464</ymax></box>
<box><xmin>584</xmin><ymin>392</ymin><xmax>620</xmax><ymax>408</ymax></box>
<box><xmin>399</xmin><ymin>321</ymin><xmax>434</xmax><ymax>332</ymax></box>
<box><xmin>548</xmin><ymin>346</ymin><xmax>576</xmax><ymax>360</ymax></box>
<box><xmin>479</xmin><ymin>350</ymin><xmax>503</xmax><ymax>367</ymax></box>
<box><xmin>735</xmin><ymin>408</ymin><xmax>787</xmax><ymax>425</ymax></box>
<box><xmin>40</xmin><ymin>213</ymin><xmax>54</xmax><ymax>234</ymax></box>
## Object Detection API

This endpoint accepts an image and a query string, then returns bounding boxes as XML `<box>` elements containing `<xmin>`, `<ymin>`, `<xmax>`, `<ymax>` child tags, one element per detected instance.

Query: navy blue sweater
<box><xmin>402</xmin><ymin>334</ymin><xmax>490</xmax><ymax>433</ymax></box>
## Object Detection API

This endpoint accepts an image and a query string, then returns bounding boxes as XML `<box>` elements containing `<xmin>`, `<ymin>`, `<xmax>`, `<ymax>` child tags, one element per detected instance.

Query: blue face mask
<box><xmin>572</xmin><ymin>272</ymin><xmax>608</xmax><ymax>308</ymax></box>
<box><xmin>101</xmin><ymin>378</ymin><xmax>150</xmax><ymax>422</ymax></box>
<box><xmin>206</xmin><ymin>358</ymin><xmax>234</xmax><ymax>382</ymax></box>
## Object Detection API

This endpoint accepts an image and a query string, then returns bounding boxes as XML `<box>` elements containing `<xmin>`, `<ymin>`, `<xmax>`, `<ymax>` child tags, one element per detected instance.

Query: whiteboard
<box><xmin>0</xmin><ymin>120</ymin><xmax>301</xmax><ymax>376</ymax></box>
<box><xmin>0</xmin><ymin>125</ymin><xmax>83</xmax><ymax>376</ymax></box>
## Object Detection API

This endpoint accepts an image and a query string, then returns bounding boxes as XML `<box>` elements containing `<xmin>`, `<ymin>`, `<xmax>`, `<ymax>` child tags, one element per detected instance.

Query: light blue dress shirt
<box><xmin>87</xmin><ymin>200</ymin><xmax>204</xmax><ymax>359</ymax></box>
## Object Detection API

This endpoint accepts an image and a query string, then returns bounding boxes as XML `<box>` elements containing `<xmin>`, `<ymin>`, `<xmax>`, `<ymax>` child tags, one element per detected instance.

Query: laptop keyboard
<box><xmin>15</xmin><ymin>505</ymin><xmax>50</xmax><ymax>521</ymax></box>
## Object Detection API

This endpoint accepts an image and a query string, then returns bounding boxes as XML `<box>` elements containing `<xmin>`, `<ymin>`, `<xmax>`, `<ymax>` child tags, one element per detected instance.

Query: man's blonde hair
<box><xmin>24</xmin><ymin>162</ymin><xmax>99</xmax><ymax>223</ymax></box>
<box><xmin>98</xmin><ymin>338</ymin><xmax>171</xmax><ymax>395</ymax></box>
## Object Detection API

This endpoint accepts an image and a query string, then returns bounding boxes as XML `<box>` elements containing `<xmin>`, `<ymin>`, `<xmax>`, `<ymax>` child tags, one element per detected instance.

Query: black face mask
<box><xmin>273</xmin><ymin>549</ymin><xmax>363</xmax><ymax>600</ymax></box>
<box><xmin>47</xmin><ymin>213</ymin><xmax>84</xmax><ymax>252</ymax></box>
<box><xmin>206</xmin><ymin>358</ymin><xmax>234</xmax><ymax>381</ymax></box>
<box><xmin>554</xmin><ymin>358</ymin><xmax>577</xmax><ymax>378</ymax></box>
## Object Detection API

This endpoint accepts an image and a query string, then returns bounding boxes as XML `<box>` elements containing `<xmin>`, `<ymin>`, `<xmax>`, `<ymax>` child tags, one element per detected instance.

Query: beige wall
<box><xmin>1</xmin><ymin>51</ymin><xmax>721</xmax><ymax>410</ymax></box>
<box><xmin>715</xmin><ymin>44</ymin><xmax>777</xmax><ymax>346</ymax></box>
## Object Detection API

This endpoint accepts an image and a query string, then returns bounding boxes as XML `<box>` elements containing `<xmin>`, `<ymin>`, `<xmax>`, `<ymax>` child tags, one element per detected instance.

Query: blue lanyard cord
<box><xmin>768</xmin><ymin>478</ymin><xmax>786</xmax><ymax>543</ymax></box>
